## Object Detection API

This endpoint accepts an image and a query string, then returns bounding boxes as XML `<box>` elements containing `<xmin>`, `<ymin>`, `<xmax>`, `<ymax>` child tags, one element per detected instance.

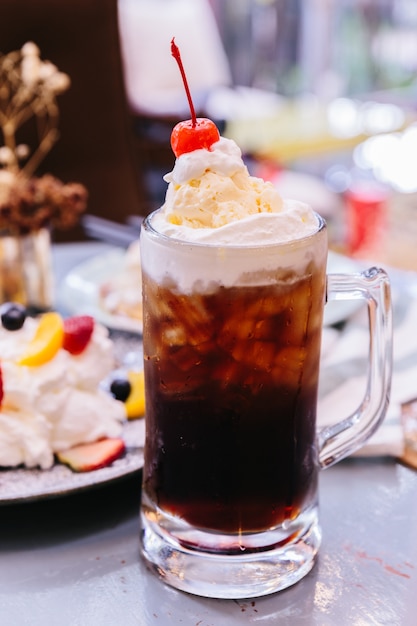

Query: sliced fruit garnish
<box><xmin>171</xmin><ymin>118</ymin><xmax>220</xmax><ymax>157</ymax></box>
<box><xmin>63</xmin><ymin>315</ymin><xmax>95</xmax><ymax>355</ymax></box>
<box><xmin>170</xmin><ymin>39</ymin><xmax>220</xmax><ymax>157</ymax></box>
<box><xmin>17</xmin><ymin>312</ymin><xmax>64</xmax><ymax>366</ymax></box>
<box><xmin>56</xmin><ymin>438</ymin><xmax>125</xmax><ymax>472</ymax></box>
<box><xmin>125</xmin><ymin>370</ymin><xmax>146</xmax><ymax>419</ymax></box>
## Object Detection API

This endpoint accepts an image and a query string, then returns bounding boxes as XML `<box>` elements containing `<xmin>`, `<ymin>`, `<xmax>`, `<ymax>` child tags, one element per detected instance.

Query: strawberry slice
<box><xmin>56</xmin><ymin>438</ymin><xmax>125</xmax><ymax>472</ymax></box>
<box><xmin>63</xmin><ymin>315</ymin><xmax>94</xmax><ymax>355</ymax></box>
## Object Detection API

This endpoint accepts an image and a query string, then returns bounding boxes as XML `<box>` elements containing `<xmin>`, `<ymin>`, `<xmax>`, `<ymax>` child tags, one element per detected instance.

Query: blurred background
<box><xmin>2</xmin><ymin>0</ymin><xmax>417</xmax><ymax>269</ymax></box>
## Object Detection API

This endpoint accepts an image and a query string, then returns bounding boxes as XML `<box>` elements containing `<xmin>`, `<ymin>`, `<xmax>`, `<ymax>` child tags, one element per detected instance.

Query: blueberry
<box><xmin>0</xmin><ymin>302</ymin><xmax>27</xmax><ymax>331</ymax></box>
<box><xmin>110</xmin><ymin>378</ymin><xmax>131</xmax><ymax>402</ymax></box>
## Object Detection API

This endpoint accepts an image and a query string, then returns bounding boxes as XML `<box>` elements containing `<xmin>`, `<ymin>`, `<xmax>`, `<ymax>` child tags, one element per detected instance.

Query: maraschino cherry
<box><xmin>170</xmin><ymin>38</ymin><xmax>220</xmax><ymax>157</ymax></box>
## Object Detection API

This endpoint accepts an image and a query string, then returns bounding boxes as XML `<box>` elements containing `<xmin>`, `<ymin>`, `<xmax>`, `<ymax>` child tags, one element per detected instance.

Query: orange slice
<box><xmin>18</xmin><ymin>312</ymin><xmax>64</xmax><ymax>366</ymax></box>
<box><xmin>125</xmin><ymin>370</ymin><xmax>146</xmax><ymax>419</ymax></box>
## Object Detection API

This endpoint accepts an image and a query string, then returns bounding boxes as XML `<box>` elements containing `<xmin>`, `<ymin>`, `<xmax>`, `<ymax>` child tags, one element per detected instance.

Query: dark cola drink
<box><xmin>139</xmin><ymin>202</ymin><xmax>392</xmax><ymax>598</ymax></box>
<box><xmin>141</xmin><ymin>252</ymin><xmax>326</xmax><ymax>534</ymax></box>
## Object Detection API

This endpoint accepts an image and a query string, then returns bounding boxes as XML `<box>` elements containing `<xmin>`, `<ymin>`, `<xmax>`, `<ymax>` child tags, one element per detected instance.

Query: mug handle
<box><xmin>318</xmin><ymin>267</ymin><xmax>393</xmax><ymax>469</ymax></box>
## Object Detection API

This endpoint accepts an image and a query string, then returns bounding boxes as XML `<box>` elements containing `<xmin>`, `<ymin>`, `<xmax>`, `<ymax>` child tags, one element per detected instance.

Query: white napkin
<box><xmin>318</xmin><ymin>372</ymin><xmax>404</xmax><ymax>458</ymax></box>
<box><xmin>317</xmin><ymin>296</ymin><xmax>417</xmax><ymax>458</ymax></box>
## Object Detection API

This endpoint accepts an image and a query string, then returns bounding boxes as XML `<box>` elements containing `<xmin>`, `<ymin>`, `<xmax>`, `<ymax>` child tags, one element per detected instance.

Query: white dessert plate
<box><xmin>0</xmin><ymin>419</ymin><xmax>145</xmax><ymax>505</ymax></box>
<box><xmin>60</xmin><ymin>247</ymin><xmax>363</xmax><ymax>329</ymax></box>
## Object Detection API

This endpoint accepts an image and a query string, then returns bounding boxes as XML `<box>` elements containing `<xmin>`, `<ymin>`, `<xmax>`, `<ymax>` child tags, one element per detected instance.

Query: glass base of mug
<box><xmin>139</xmin><ymin>502</ymin><xmax>321</xmax><ymax>599</ymax></box>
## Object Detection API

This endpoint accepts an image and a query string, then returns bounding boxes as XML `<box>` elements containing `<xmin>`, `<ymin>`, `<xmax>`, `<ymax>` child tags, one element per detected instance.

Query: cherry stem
<box><xmin>171</xmin><ymin>38</ymin><xmax>197</xmax><ymax>128</ymax></box>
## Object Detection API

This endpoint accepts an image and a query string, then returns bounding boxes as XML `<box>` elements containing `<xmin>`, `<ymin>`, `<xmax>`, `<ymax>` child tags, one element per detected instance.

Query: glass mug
<box><xmin>139</xmin><ymin>211</ymin><xmax>392</xmax><ymax>599</ymax></box>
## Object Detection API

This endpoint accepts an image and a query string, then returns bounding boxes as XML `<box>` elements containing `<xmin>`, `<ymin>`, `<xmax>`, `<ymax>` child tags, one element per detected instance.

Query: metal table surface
<box><xmin>0</xmin><ymin>241</ymin><xmax>416</xmax><ymax>626</ymax></box>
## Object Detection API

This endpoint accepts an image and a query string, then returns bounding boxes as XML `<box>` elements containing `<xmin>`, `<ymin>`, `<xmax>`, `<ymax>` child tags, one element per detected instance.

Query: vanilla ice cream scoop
<box><xmin>156</xmin><ymin>136</ymin><xmax>318</xmax><ymax>245</ymax></box>
<box><xmin>163</xmin><ymin>137</ymin><xmax>283</xmax><ymax>229</ymax></box>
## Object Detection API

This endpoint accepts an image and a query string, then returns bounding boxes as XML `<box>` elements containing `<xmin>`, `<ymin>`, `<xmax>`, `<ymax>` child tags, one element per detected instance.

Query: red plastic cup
<box><xmin>345</xmin><ymin>184</ymin><xmax>388</xmax><ymax>258</ymax></box>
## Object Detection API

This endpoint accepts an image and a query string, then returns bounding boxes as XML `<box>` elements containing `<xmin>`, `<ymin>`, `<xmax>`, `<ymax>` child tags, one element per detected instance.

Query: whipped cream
<box><xmin>141</xmin><ymin>135</ymin><xmax>324</xmax><ymax>292</ymax></box>
<box><xmin>159</xmin><ymin>136</ymin><xmax>318</xmax><ymax>242</ymax></box>
<box><xmin>99</xmin><ymin>240</ymin><xmax>143</xmax><ymax>326</ymax></box>
<box><xmin>0</xmin><ymin>318</ymin><xmax>125</xmax><ymax>469</ymax></box>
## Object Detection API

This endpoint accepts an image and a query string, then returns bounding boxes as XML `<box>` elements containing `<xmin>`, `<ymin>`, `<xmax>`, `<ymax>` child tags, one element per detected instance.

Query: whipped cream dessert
<box><xmin>143</xmin><ymin>136</ymin><xmax>322</xmax><ymax>291</ymax></box>
<box><xmin>99</xmin><ymin>239</ymin><xmax>143</xmax><ymax>326</ymax></box>
<box><xmin>0</xmin><ymin>316</ymin><xmax>125</xmax><ymax>469</ymax></box>
<box><xmin>152</xmin><ymin>136</ymin><xmax>318</xmax><ymax>245</ymax></box>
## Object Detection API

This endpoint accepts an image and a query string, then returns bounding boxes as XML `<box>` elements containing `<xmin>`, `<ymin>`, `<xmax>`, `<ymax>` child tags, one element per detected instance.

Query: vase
<box><xmin>0</xmin><ymin>228</ymin><xmax>54</xmax><ymax>313</ymax></box>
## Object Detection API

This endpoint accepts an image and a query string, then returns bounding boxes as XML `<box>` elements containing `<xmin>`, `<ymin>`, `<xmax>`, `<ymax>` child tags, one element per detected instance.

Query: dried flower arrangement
<box><xmin>0</xmin><ymin>42</ymin><xmax>87</xmax><ymax>235</ymax></box>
